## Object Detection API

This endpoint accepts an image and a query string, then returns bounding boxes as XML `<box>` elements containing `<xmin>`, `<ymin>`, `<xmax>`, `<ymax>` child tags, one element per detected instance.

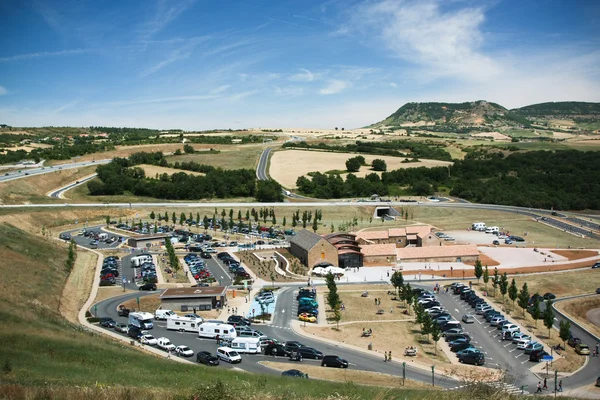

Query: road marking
<box><xmin>348</xmin><ymin>362</ymin><xmax>357</xmax><ymax>366</ymax></box>
<box><xmin>455</xmin><ymin>309</ymin><xmax>460</xmax><ymax>313</ymax></box>
<box><xmin>515</xmin><ymin>353</ymin><xmax>525</xmax><ymax>358</ymax></box>
<box><xmin>521</xmin><ymin>359</ymin><xmax>530</xmax><ymax>364</ymax></box>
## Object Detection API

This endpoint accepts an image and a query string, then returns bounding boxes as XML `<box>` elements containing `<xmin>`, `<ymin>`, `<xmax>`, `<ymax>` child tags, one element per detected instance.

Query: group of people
<box><xmin>383</xmin><ymin>351</ymin><xmax>393</xmax><ymax>362</ymax></box>
<box><xmin>362</xmin><ymin>328</ymin><xmax>373</xmax><ymax>337</ymax></box>
<box><xmin>536</xmin><ymin>378</ymin><xmax>562</xmax><ymax>393</ymax></box>
<box><xmin>374</xmin><ymin>298</ymin><xmax>382</xmax><ymax>306</ymax></box>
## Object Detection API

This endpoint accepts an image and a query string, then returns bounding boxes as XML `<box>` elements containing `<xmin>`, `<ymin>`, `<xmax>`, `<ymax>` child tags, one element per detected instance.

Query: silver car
<box><xmin>462</xmin><ymin>314</ymin><xmax>475</xmax><ymax>324</ymax></box>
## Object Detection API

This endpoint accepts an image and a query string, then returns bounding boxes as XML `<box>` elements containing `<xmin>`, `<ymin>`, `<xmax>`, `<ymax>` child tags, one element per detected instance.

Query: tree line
<box><xmin>88</xmin><ymin>152</ymin><xmax>283</xmax><ymax>202</ymax></box>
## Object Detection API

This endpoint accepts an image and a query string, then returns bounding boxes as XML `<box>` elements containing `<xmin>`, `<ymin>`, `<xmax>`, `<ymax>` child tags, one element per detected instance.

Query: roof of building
<box><xmin>128</xmin><ymin>233</ymin><xmax>168</xmax><ymax>241</ymax></box>
<box><xmin>355</xmin><ymin>230</ymin><xmax>390</xmax><ymax>240</ymax></box>
<box><xmin>323</xmin><ymin>232</ymin><xmax>357</xmax><ymax>240</ymax></box>
<box><xmin>289</xmin><ymin>229</ymin><xmax>323</xmax><ymax>251</ymax></box>
<box><xmin>406</xmin><ymin>225</ymin><xmax>433</xmax><ymax>238</ymax></box>
<box><xmin>387</xmin><ymin>228</ymin><xmax>406</xmax><ymax>237</ymax></box>
<box><xmin>360</xmin><ymin>243</ymin><xmax>398</xmax><ymax>257</ymax></box>
<box><xmin>396</xmin><ymin>245</ymin><xmax>479</xmax><ymax>260</ymax></box>
<box><xmin>160</xmin><ymin>286</ymin><xmax>227</xmax><ymax>299</ymax></box>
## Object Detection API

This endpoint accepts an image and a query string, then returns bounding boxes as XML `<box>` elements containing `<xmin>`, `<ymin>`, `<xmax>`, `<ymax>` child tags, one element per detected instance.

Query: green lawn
<box><xmin>165</xmin><ymin>144</ymin><xmax>264</xmax><ymax>170</ymax></box>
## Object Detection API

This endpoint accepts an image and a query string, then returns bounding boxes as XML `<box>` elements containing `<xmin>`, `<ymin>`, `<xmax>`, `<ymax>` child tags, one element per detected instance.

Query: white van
<box><xmin>198</xmin><ymin>322</ymin><xmax>237</xmax><ymax>340</ymax></box>
<box><xmin>238</xmin><ymin>330</ymin><xmax>268</xmax><ymax>340</ymax></box>
<box><xmin>98</xmin><ymin>232</ymin><xmax>109</xmax><ymax>241</ymax></box>
<box><xmin>485</xmin><ymin>226</ymin><xmax>499</xmax><ymax>234</ymax></box>
<box><xmin>472</xmin><ymin>222</ymin><xmax>486</xmax><ymax>231</ymax></box>
<box><xmin>230</xmin><ymin>337</ymin><xmax>261</xmax><ymax>354</ymax></box>
<box><xmin>155</xmin><ymin>309</ymin><xmax>176</xmax><ymax>320</ymax></box>
<box><xmin>216</xmin><ymin>347</ymin><xmax>242</xmax><ymax>363</ymax></box>
<box><xmin>131</xmin><ymin>255</ymin><xmax>153</xmax><ymax>267</ymax></box>
<box><xmin>167</xmin><ymin>316</ymin><xmax>203</xmax><ymax>333</ymax></box>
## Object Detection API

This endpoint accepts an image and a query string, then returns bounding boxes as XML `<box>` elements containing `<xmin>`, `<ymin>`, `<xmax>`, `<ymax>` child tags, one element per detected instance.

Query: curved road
<box><xmin>0</xmin><ymin>159</ymin><xmax>109</xmax><ymax>183</ymax></box>
<box><xmin>48</xmin><ymin>174</ymin><xmax>98</xmax><ymax>198</ymax></box>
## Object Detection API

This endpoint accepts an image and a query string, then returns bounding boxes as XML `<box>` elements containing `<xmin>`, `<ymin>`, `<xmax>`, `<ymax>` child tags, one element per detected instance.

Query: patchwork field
<box><xmin>165</xmin><ymin>144</ymin><xmax>264</xmax><ymax>170</ymax></box>
<box><xmin>270</xmin><ymin>149</ymin><xmax>452</xmax><ymax>188</ymax></box>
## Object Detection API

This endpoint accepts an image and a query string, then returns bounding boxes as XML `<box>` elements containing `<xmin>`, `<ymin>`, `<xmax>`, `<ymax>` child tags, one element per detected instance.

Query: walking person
<box><xmin>536</xmin><ymin>382</ymin><xmax>542</xmax><ymax>393</ymax></box>
<box><xmin>558</xmin><ymin>380</ymin><xmax>563</xmax><ymax>392</ymax></box>
<box><xmin>384</xmin><ymin>352</ymin><xmax>388</xmax><ymax>362</ymax></box>
<box><xmin>543</xmin><ymin>378</ymin><xmax>547</xmax><ymax>390</ymax></box>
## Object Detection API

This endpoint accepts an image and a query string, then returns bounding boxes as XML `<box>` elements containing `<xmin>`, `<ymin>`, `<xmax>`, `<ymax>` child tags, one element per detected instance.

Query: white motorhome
<box><xmin>167</xmin><ymin>316</ymin><xmax>203</xmax><ymax>333</ymax></box>
<box><xmin>129</xmin><ymin>311</ymin><xmax>154</xmax><ymax>329</ymax></box>
<box><xmin>155</xmin><ymin>309</ymin><xmax>176</xmax><ymax>320</ymax></box>
<box><xmin>98</xmin><ymin>232</ymin><xmax>109</xmax><ymax>241</ymax></box>
<box><xmin>472</xmin><ymin>222</ymin><xmax>486</xmax><ymax>231</ymax></box>
<box><xmin>198</xmin><ymin>322</ymin><xmax>237</xmax><ymax>340</ymax></box>
<box><xmin>230</xmin><ymin>337</ymin><xmax>261</xmax><ymax>354</ymax></box>
<box><xmin>131</xmin><ymin>255</ymin><xmax>153</xmax><ymax>267</ymax></box>
<box><xmin>485</xmin><ymin>226</ymin><xmax>499</xmax><ymax>234</ymax></box>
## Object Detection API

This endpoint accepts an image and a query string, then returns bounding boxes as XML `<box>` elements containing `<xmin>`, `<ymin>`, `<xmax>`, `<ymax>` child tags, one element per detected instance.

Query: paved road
<box><xmin>48</xmin><ymin>174</ymin><xmax>97</xmax><ymax>198</ymax></box>
<box><xmin>93</xmin><ymin>287</ymin><xmax>457</xmax><ymax>387</ymax></box>
<box><xmin>0</xmin><ymin>159</ymin><xmax>109</xmax><ymax>183</ymax></box>
<box><xmin>256</xmin><ymin>148</ymin><xmax>271</xmax><ymax>181</ymax></box>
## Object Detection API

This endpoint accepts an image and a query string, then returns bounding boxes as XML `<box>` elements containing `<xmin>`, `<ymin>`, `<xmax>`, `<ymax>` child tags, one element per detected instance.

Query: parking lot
<box><xmin>60</xmin><ymin>225</ymin><xmax>126</xmax><ymax>250</ymax></box>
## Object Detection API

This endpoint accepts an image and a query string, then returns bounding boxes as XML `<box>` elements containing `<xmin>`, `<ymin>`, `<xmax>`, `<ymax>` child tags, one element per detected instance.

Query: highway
<box><xmin>0</xmin><ymin>159</ymin><xmax>109</xmax><ymax>183</ymax></box>
<box><xmin>256</xmin><ymin>148</ymin><xmax>272</xmax><ymax>181</ymax></box>
<box><xmin>48</xmin><ymin>174</ymin><xmax>98</xmax><ymax>198</ymax></box>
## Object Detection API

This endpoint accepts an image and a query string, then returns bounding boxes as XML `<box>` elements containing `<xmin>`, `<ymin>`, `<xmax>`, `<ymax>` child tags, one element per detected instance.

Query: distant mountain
<box><xmin>370</xmin><ymin>100</ymin><xmax>528</xmax><ymax>128</ymax></box>
<box><xmin>511</xmin><ymin>102</ymin><xmax>600</xmax><ymax>118</ymax></box>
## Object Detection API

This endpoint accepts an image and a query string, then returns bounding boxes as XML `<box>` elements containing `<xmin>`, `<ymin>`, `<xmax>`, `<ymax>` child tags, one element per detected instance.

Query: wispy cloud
<box><xmin>289</xmin><ymin>68</ymin><xmax>316</xmax><ymax>82</ymax></box>
<box><xmin>203</xmin><ymin>40</ymin><xmax>254</xmax><ymax>56</ymax></box>
<box><xmin>389</xmin><ymin>82</ymin><xmax>397</xmax><ymax>88</ymax></box>
<box><xmin>108</xmin><ymin>95</ymin><xmax>220</xmax><ymax>106</ymax></box>
<box><xmin>0</xmin><ymin>86</ymin><xmax>7</xmax><ymax>96</ymax></box>
<box><xmin>140</xmin><ymin>0</ymin><xmax>196</xmax><ymax>38</ymax></box>
<box><xmin>53</xmin><ymin>99</ymin><xmax>81</xmax><ymax>114</ymax></box>
<box><xmin>350</xmin><ymin>0</ymin><xmax>499</xmax><ymax>82</ymax></box>
<box><xmin>274</xmin><ymin>86</ymin><xmax>304</xmax><ymax>96</ymax></box>
<box><xmin>319</xmin><ymin>79</ymin><xmax>350</xmax><ymax>95</ymax></box>
<box><xmin>210</xmin><ymin>85</ymin><xmax>231</xmax><ymax>94</ymax></box>
<box><xmin>0</xmin><ymin>49</ymin><xmax>90</xmax><ymax>63</ymax></box>
<box><xmin>229</xmin><ymin>90</ymin><xmax>259</xmax><ymax>101</ymax></box>
<box><xmin>140</xmin><ymin>51</ymin><xmax>191</xmax><ymax>77</ymax></box>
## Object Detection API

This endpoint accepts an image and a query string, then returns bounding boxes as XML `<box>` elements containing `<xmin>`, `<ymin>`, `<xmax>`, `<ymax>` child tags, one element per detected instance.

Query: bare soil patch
<box><xmin>260</xmin><ymin>361</ymin><xmax>431</xmax><ymax>389</ymax></box>
<box><xmin>138</xmin><ymin>164</ymin><xmax>205</xmax><ymax>178</ymax></box>
<box><xmin>555</xmin><ymin>297</ymin><xmax>600</xmax><ymax>340</ymax></box>
<box><xmin>270</xmin><ymin>149</ymin><xmax>452</xmax><ymax>188</ymax></box>
<box><xmin>550</xmin><ymin>250</ymin><xmax>598</xmax><ymax>261</ymax></box>
<box><xmin>331</xmin><ymin>290</ymin><xmax>414</xmax><ymax>322</ymax></box>
<box><xmin>59</xmin><ymin>250</ymin><xmax>98</xmax><ymax>324</ymax></box>
<box><xmin>464</xmin><ymin>254</ymin><xmax>500</xmax><ymax>267</ymax></box>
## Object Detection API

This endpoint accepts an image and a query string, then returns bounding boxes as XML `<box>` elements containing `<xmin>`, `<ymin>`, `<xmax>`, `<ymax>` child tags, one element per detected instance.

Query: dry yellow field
<box><xmin>270</xmin><ymin>149</ymin><xmax>452</xmax><ymax>188</ymax></box>
<box><xmin>138</xmin><ymin>164</ymin><xmax>205</xmax><ymax>178</ymax></box>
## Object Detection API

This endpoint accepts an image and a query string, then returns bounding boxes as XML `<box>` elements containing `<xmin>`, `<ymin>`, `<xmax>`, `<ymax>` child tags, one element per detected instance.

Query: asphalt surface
<box><xmin>93</xmin><ymin>287</ymin><xmax>457</xmax><ymax>387</ymax></box>
<box><xmin>255</xmin><ymin>148</ymin><xmax>313</xmax><ymax>200</ymax></box>
<box><xmin>0</xmin><ymin>159</ymin><xmax>109</xmax><ymax>183</ymax></box>
<box><xmin>62</xmin><ymin>225</ymin><xmax>126</xmax><ymax>250</ymax></box>
<box><xmin>48</xmin><ymin>173</ymin><xmax>98</xmax><ymax>198</ymax></box>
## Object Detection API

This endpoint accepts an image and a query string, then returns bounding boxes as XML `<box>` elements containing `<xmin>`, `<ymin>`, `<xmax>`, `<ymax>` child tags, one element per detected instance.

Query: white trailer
<box><xmin>230</xmin><ymin>337</ymin><xmax>261</xmax><ymax>354</ymax></box>
<box><xmin>167</xmin><ymin>316</ymin><xmax>203</xmax><ymax>333</ymax></box>
<box><xmin>130</xmin><ymin>255</ymin><xmax>153</xmax><ymax>267</ymax></box>
<box><xmin>98</xmin><ymin>232</ymin><xmax>109</xmax><ymax>241</ymax></box>
<box><xmin>485</xmin><ymin>226</ymin><xmax>499</xmax><ymax>234</ymax></box>
<box><xmin>129</xmin><ymin>311</ymin><xmax>154</xmax><ymax>329</ymax></box>
<box><xmin>472</xmin><ymin>222</ymin><xmax>486</xmax><ymax>231</ymax></box>
<box><xmin>198</xmin><ymin>322</ymin><xmax>237</xmax><ymax>340</ymax></box>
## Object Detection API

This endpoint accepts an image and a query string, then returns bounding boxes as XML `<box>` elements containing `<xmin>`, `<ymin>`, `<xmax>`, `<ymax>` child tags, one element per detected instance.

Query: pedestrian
<box><xmin>167</xmin><ymin>350</ymin><xmax>171</xmax><ymax>359</ymax></box>
<box><xmin>390</xmin><ymin>307</ymin><xmax>393</xmax><ymax>314</ymax></box>
<box><xmin>216</xmin><ymin>334</ymin><xmax>220</xmax><ymax>345</ymax></box>
<box><xmin>387</xmin><ymin>270</ymin><xmax>390</xmax><ymax>277</ymax></box>
<box><xmin>596</xmin><ymin>343</ymin><xmax>599</xmax><ymax>356</ymax></box>
<box><xmin>245</xmin><ymin>296</ymin><xmax>248</xmax><ymax>303</ymax></box>
<box><xmin>384</xmin><ymin>352</ymin><xmax>388</xmax><ymax>362</ymax></box>
<box><xmin>536</xmin><ymin>382</ymin><xmax>542</xmax><ymax>393</ymax></box>
<box><xmin>558</xmin><ymin>380</ymin><xmax>562</xmax><ymax>392</ymax></box>
<box><xmin>228</xmin><ymin>307</ymin><xmax>231</xmax><ymax>314</ymax></box>
<box><xmin>375</xmin><ymin>298</ymin><xmax>377</xmax><ymax>306</ymax></box>
<box><xmin>388</xmin><ymin>351</ymin><xmax>392</xmax><ymax>362</ymax></box>
<box><xmin>543</xmin><ymin>378</ymin><xmax>547</xmax><ymax>390</ymax></box>
<box><xmin>378</xmin><ymin>298</ymin><xmax>381</xmax><ymax>305</ymax></box>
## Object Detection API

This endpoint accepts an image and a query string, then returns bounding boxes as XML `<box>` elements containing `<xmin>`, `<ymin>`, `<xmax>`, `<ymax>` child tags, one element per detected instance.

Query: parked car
<box><xmin>492</xmin><ymin>240</ymin><xmax>500</xmax><ymax>245</ymax></box>
<box><xmin>227</xmin><ymin>315</ymin><xmax>251</xmax><ymax>326</ymax></box>
<box><xmin>462</xmin><ymin>314</ymin><xmax>475</xmax><ymax>324</ymax></box>
<box><xmin>114</xmin><ymin>323</ymin><xmax>128</xmax><ymax>333</ymax></box>
<box><xmin>281</xmin><ymin>369</ymin><xmax>309</xmax><ymax>378</ymax></box>
<box><xmin>298</xmin><ymin>313</ymin><xmax>317</xmax><ymax>323</ymax></box>
<box><xmin>99</xmin><ymin>317</ymin><xmax>116</xmax><ymax>328</ymax></box>
<box><xmin>568</xmin><ymin>336</ymin><xmax>582</xmax><ymax>347</ymax></box>
<box><xmin>524</xmin><ymin>342</ymin><xmax>543</xmax><ymax>354</ymax></box>
<box><xmin>196</xmin><ymin>351</ymin><xmax>219</xmax><ymax>366</ymax></box>
<box><xmin>175</xmin><ymin>345</ymin><xmax>194</xmax><ymax>357</ymax></box>
<box><xmin>297</xmin><ymin>347</ymin><xmax>323</xmax><ymax>360</ymax></box>
<box><xmin>575</xmin><ymin>343</ymin><xmax>590</xmax><ymax>355</ymax></box>
<box><xmin>157</xmin><ymin>337</ymin><xmax>176</xmax><ymax>352</ymax></box>
<box><xmin>284</xmin><ymin>341</ymin><xmax>305</xmax><ymax>351</ymax></box>
<box><xmin>443</xmin><ymin>328</ymin><xmax>466</xmax><ymax>340</ymax></box>
<box><xmin>459</xmin><ymin>351</ymin><xmax>485</xmax><ymax>366</ymax></box>
<box><xmin>451</xmin><ymin>342</ymin><xmax>474</xmax><ymax>352</ymax></box>
<box><xmin>529</xmin><ymin>349</ymin><xmax>549</xmax><ymax>362</ymax></box>
<box><xmin>543</xmin><ymin>292</ymin><xmax>556</xmax><ymax>300</ymax></box>
<box><xmin>456</xmin><ymin>348</ymin><xmax>480</xmax><ymax>358</ymax></box>
<box><xmin>321</xmin><ymin>355</ymin><xmax>348</xmax><ymax>368</ymax></box>
<box><xmin>511</xmin><ymin>332</ymin><xmax>532</xmax><ymax>344</ymax></box>
<box><xmin>592</xmin><ymin>262</ymin><xmax>600</xmax><ymax>269</ymax></box>
<box><xmin>140</xmin><ymin>335</ymin><xmax>158</xmax><ymax>345</ymax></box>
<box><xmin>265</xmin><ymin>343</ymin><xmax>291</xmax><ymax>357</ymax></box>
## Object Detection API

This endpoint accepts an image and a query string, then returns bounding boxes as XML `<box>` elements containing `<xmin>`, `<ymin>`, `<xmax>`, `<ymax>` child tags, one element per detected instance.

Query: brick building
<box><xmin>159</xmin><ymin>287</ymin><xmax>227</xmax><ymax>312</ymax></box>
<box><xmin>288</xmin><ymin>229</ymin><xmax>339</xmax><ymax>268</ymax></box>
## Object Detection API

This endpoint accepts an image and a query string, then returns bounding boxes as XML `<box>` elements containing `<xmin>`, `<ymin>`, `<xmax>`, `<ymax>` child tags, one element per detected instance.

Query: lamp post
<box><xmin>431</xmin><ymin>365</ymin><xmax>435</xmax><ymax>387</ymax></box>
<box><xmin>462</xmin><ymin>269</ymin><xmax>465</xmax><ymax>281</ymax></box>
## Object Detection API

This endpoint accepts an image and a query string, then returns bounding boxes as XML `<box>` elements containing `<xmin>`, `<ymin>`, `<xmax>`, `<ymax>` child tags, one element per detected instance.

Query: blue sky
<box><xmin>0</xmin><ymin>0</ymin><xmax>599</xmax><ymax>129</ymax></box>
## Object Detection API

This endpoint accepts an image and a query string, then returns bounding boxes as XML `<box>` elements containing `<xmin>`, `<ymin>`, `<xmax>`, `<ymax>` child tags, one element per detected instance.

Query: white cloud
<box><xmin>229</xmin><ymin>90</ymin><xmax>259</xmax><ymax>101</ymax></box>
<box><xmin>140</xmin><ymin>52</ymin><xmax>190</xmax><ymax>77</ymax></box>
<box><xmin>0</xmin><ymin>49</ymin><xmax>89</xmax><ymax>63</ymax></box>
<box><xmin>210</xmin><ymin>85</ymin><xmax>231</xmax><ymax>94</ymax></box>
<box><xmin>389</xmin><ymin>82</ymin><xmax>397</xmax><ymax>88</ymax></box>
<box><xmin>141</xmin><ymin>0</ymin><xmax>196</xmax><ymax>38</ymax></box>
<box><xmin>53</xmin><ymin>99</ymin><xmax>81</xmax><ymax>114</ymax></box>
<box><xmin>289</xmin><ymin>68</ymin><xmax>316</xmax><ymax>82</ymax></box>
<box><xmin>319</xmin><ymin>79</ymin><xmax>350</xmax><ymax>95</ymax></box>
<box><xmin>352</xmin><ymin>0</ymin><xmax>499</xmax><ymax>82</ymax></box>
<box><xmin>274</xmin><ymin>86</ymin><xmax>304</xmax><ymax>96</ymax></box>
<box><xmin>0</xmin><ymin>86</ymin><xmax>7</xmax><ymax>95</ymax></box>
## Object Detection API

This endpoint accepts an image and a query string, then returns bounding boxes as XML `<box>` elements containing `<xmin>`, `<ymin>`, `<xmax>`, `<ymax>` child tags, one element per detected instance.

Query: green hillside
<box><xmin>511</xmin><ymin>101</ymin><xmax>600</xmax><ymax>117</ymax></box>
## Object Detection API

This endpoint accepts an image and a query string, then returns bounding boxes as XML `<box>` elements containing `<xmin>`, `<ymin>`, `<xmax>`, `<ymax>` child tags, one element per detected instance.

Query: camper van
<box><xmin>230</xmin><ymin>337</ymin><xmax>261</xmax><ymax>354</ymax></box>
<box><xmin>155</xmin><ymin>309</ymin><xmax>176</xmax><ymax>320</ymax></box>
<box><xmin>167</xmin><ymin>316</ymin><xmax>203</xmax><ymax>333</ymax></box>
<box><xmin>131</xmin><ymin>255</ymin><xmax>153</xmax><ymax>267</ymax></box>
<box><xmin>485</xmin><ymin>226</ymin><xmax>499</xmax><ymax>234</ymax></box>
<box><xmin>472</xmin><ymin>222</ymin><xmax>486</xmax><ymax>231</ymax></box>
<box><xmin>98</xmin><ymin>233</ymin><xmax>109</xmax><ymax>242</ymax></box>
<box><xmin>129</xmin><ymin>311</ymin><xmax>154</xmax><ymax>329</ymax></box>
<box><xmin>198</xmin><ymin>322</ymin><xmax>237</xmax><ymax>340</ymax></box>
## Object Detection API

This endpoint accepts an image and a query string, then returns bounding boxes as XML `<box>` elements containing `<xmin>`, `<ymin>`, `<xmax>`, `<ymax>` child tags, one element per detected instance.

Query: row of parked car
<box><xmin>100</xmin><ymin>256</ymin><xmax>120</xmax><ymax>286</ymax></box>
<box><xmin>296</xmin><ymin>288</ymin><xmax>318</xmax><ymax>323</ymax></box>
<box><xmin>217</xmin><ymin>252</ymin><xmax>251</xmax><ymax>280</ymax></box>
<box><xmin>184</xmin><ymin>253</ymin><xmax>213</xmax><ymax>283</ymax></box>
<box><xmin>451</xmin><ymin>283</ymin><xmax>552</xmax><ymax>363</ymax></box>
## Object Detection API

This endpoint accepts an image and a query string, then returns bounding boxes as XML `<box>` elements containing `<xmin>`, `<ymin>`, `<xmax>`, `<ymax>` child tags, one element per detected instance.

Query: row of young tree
<box><xmin>163</xmin><ymin>236</ymin><xmax>181</xmax><ymax>273</ymax></box>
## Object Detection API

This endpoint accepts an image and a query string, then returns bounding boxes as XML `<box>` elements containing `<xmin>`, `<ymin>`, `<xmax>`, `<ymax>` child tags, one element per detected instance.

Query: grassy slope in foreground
<box><xmin>0</xmin><ymin>222</ymin><xmax>460</xmax><ymax>400</ymax></box>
